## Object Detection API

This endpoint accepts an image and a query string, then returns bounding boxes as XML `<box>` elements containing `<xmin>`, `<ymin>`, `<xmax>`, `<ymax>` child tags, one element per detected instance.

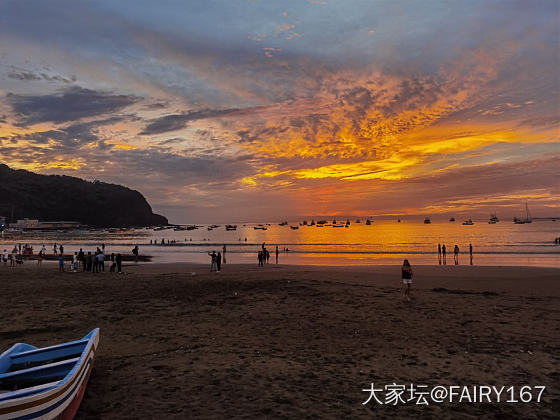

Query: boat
<box><xmin>0</xmin><ymin>329</ymin><xmax>99</xmax><ymax>419</ymax></box>
<box><xmin>365</xmin><ymin>218</ymin><xmax>372</xmax><ymax>225</ymax></box>
<box><xmin>310</xmin><ymin>220</ymin><xmax>315</xmax><ymax>226</ymax></box>
<box><xmin>424</xmin><ymin>217</ymin><xmax>431</xmax><ymax>224</ymax></box>
<box><xmin>462</xmin><ymin>219</ymin><xmax>474</xmax><ymax>225</ymax></box>
<box><xmin>225</xmin><ymin>224</ymin><xmax>237</xmax><ymax>231</ymax></box>
<box><xmin>397</xmin><ymin>218</ymin><xmax>400</xmax><ymax>223</ymax></box>
<box><xmin>254</xmin><ymin>225</ymin><xmax>267</xmax><ymax>230</ymax></box>
<box><xmin>332</xmin><ymin>219</ymin><xmax>337</xmax><ymax>224</ymax></box>
<box><xmin>355</xmin><ymin>219</ymin><xmax>361</xmax><ymax>223</ymax></box>
<box><xmin>449</xmin><ymin>217</ymin><xmax>455</xmax><ymax>222</ymax></box>
<box><xmin>302</xmin><ymin>220</ymin><xmax>308</xmax><ymax>226</ymax></box>
<box><xmin>332</xmin><ymin>224</ymin><xmax>345</xmax><ymax>228</ymax></box>
<box><xmin>346</xmin><ymin>219</ymin><xmax>350</xmax><ymax>225</ymax></box>
<box><xmin>488</xmin><ymin>213</ymin><xmax>499</xmax><ymax>224</ymax></box>
<box><xmin>514</xmin><ymin>203</ymin><xmax>532</xmax><ymax>224</ymax></box>
<box><xmin>278</xmin><ymin>221</ymin><xmax>288</xmax><ymax>226</ymax></box>
<box><xmin>290</xmin><ymin>225</ymin><xmax>299</xmax><ymax>230</ymax></box>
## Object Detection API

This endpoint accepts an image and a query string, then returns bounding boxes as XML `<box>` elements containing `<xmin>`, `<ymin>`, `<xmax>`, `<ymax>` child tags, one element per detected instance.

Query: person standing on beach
<box><xmin>469</xmin><ymin>243</ymin><xmax>473</xmax><ymax>265</ymax></box>
<box><xmin>454</xmin><ymin>244</ymin><xmax>460</xmax><ymax>265</ymax></box>
<box><xmin>401</xmin><ymin>259</ymin><xmax>413</xmax><ymax>301</ymax></box>
<box><xmin>217</xmin><ymin>252</ymin><xmax>222</xmax><ymax>272</ymax></box>
<box><xmin>37</xmin><ymin>250</ymin><xmax>43</xmax><ymax>266</ymax></box>
<box><xmin>116</xmin><ymin>253</ymin><xmax>122</xmax><ymax>273</ymax></box>
<box><xmin>53</xmin><ymin>243</ymin><xmax>58</xmax><ymax>255</ymax></box>
<box><xmin>275</xmin><ymin>246</ymin><xmax>279</xmax><ymax>264</ymax></box>
<box><xmin>266</xmin><ymin>249</ymin><xmax>270</xmax><ymax>264</ymax></box>
<box><xmin>208</xmin><ymin>251</ymin><xmax>217</xmax><ymax>272</ymax></box>
<box><xmin>58</xmin><ymin>254</ymin><xmax>64</xmax><ymax>272</ymax></box>
<box><xmin>258</xmin><ymin>250</ymin><xmax>263</xmax><ymax>267</ymax></box>
<box><xmin>438</xmin><ymin>243</ymin><xmax>442</xmax><ymax>265</ymax></box>
<box><xmin>222</xmin><ymin>245</ymin><xmax>227</xmax><ymax>264</ymax></box>
<box><xmin>442</xmin><ymin>244</ymin><xmax>447</xmax><ymax>265</ymax></box>
<box><xmin>97</xmin><ymin>251</ymin><xmax>105</xmax><ymax>272</ymax></box>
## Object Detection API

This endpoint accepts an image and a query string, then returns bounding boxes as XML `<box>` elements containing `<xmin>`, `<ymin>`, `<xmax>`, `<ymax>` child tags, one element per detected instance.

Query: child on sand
<box><xmin>402</xmin><ymin>259</ymin><xmax>413</xmax><ymax>301</ymax></box>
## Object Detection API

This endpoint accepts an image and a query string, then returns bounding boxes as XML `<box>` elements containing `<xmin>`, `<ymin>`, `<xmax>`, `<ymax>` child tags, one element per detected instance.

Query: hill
<box><xmin>0</xmin><ymin>164</ymin><xmax>168</xmax><ymax>227</ymax></box>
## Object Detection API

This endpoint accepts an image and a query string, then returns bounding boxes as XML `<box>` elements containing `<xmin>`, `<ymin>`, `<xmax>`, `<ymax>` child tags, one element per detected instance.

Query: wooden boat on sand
<box><xmin>0</xmin><ymin>328</ymin><xmax>99</xmax><ymax>420</ymax></box>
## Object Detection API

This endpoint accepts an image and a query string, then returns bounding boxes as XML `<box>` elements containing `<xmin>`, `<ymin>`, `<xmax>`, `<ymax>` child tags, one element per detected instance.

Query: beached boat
<box><xmin>424</xmin><ymin>217</ymin><xmax>431</xmax><ymax>224</ymax></box>
<box><xmin>449</xmin><ymin>217</ymin><xmax>455</xmax><ymax>222</ymax></box>
<box><xmin>0</xmin><ymin>328</ymin><xmax>99</xmax><ymax>420</ymax></box>
<box><xmin>462</xmin><ymin>219</ymin><xmax>474</xmax><ymax>225</ymax></box>
<box><xmin>278</xmin><ymin>221</ymin><xmax>288</xmax><ymax>226</ymax></box>
<box><xmin>225</xmin><ymin>225</ymin><xmax>237</xmax><ymax>231</ymax></box>
<box><xmin>290</xmin><ymin>225</ymin><xmax>299</xmax><ymax>230</ymax></box>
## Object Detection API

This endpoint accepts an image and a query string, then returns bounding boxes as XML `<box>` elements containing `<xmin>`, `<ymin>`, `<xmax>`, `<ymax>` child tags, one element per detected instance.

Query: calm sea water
<box><xmin>1</xmin><ymin>220</ymin><xmax>559</xmax><ymax>267</ymax></box>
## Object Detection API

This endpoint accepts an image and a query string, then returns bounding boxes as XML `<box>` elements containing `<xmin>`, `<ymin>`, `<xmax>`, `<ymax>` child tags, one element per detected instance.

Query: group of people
<box><xmin>59</xmin><ymin>248</ymin><xmax>124</xmax><ymax>273</ymax></box>
<box><xmin>258</xmin><ymin>243</ymin><xmax>281</xmax><ymax>266</ymax></box>
<box><xmin>437</xmin><ymin>243</ymin><xmax>473</xmax><ymax>265</ymax></box>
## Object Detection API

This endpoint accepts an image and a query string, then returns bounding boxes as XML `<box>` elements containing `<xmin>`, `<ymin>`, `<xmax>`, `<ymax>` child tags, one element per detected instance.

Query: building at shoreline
<box><xmin>11</xmin><ymin>218</ymin><xmax>81</xmax><ymax>230</ymax></box>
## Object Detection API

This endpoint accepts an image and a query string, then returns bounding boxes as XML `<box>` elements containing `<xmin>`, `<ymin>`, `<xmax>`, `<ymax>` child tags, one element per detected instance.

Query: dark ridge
<box><xmin>0</xmin><ymin>164</ymin><xmax>168</xmax><ymax>227</ymax></box>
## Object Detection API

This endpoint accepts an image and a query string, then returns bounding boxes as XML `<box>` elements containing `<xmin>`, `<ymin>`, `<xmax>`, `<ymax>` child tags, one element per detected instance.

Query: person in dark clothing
<box><xmin>132</xmin><ymin>246</ymin><xmax>139</xmax><ymax>263</ymax></box>
<box><xmin>78</xmin><ymin>248</ymin><xmax>85</xmax><ymax>270</ymax></box>
<box><xmin>216</xmin><ymin>252</ymin><xmax>222</xmax><ymax>272</ymax></box>
<box><xmin>110</xmin><ymin>252</ymin><xmax>117</xmax><ymax>272</ymax></box>
<box><xmin>442</xmin><ymin>244</ymin><xmax>447</xmax><ymax>265</ymax></box>
<box><xmin>275</xmin><ymin>246</ymin><xmax>279</xmax><ymax>264</ymax></box>
<box><xmin>258</xmin><ymin>250</ymin><xmax>263</xmax><ymax>267</ymax></box>
<box><xmin>116</xmin><ymin>253</ymin><xmax>122</xmax><ymax>273</ymax></box>
<box><xmin>437</xmin><ymin>243</ymin><xmax>442</xmax><ymax>265</ymax></box>
<box><xmin>86</xmin><ymin>252</ymin><xmax>92</xmax><ymax>272</ymax></box>
<box><xmin>265</xmin><ymin>249</ymin><xmax>270</xmax><ymax>264</ymax></box>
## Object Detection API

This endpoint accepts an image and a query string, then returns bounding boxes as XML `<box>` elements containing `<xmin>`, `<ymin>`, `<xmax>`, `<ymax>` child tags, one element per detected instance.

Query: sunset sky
<box><xmin>1</xmin><ymin>0</ymin><xmax>558</xmax><ymax>222</ymax></box>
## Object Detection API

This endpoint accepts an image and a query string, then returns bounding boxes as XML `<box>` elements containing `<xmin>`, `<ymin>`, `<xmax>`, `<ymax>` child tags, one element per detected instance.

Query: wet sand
<box><xmin>1</xmin><ymin>262</ymin><xmax>559</xmax><ymax>419</ymax></box>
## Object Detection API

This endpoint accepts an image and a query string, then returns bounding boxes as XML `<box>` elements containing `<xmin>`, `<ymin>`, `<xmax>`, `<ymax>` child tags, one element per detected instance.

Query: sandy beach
<box><xmin>1</xmin><ymin>262</ymin><xmax>558</xmax><ymax>419</ymax></box>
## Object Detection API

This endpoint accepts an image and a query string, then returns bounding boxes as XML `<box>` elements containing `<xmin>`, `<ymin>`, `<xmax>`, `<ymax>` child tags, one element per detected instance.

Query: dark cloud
<box><xmin>140</xmin><ymin>107</ymin><xmax>249</xmax><ymax>135</ymax></box>
<box><xmin>7</xmin><ymin>87</ymin><xmax>140</xmax><ymax>125</ymax></box>
<box><xmin>7</xmin><ymin>70</ymin><xmax>76</xmax><ymax>83</ymax></box>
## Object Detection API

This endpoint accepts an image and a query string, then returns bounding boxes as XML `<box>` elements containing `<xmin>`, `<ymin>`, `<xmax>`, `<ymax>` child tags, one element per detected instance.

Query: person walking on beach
<box><xmin>258</xmin><ymin>250</ymin><xmax>263</xmax><ymax>267</ymax></box>
<box><xmin>437</xmin><ymin>243</ymin><xmax>442</xmax><ymax>265</ymax></box>
<box><xmin>442</xmin><ymin>244</ymin><xmax>447</xmax><ymax>265</ymax></box>
<box><xmin>275</xmin><ymin>246</ymin><xmax>279</xmax><ymax>264</ymax></box>
<box><xmin>454</xmin><ymin>244</ymin><xmax>460</xmax><ymax>265</ymax></box>
<box><xmin>132</xmin><ymin>246</ymin><xmax>139</xmax><ymax>263</ymax></box>
<box><xmin>402</xmin><ymin>259</ymin><xmax>413</xmax><ymax>301</ymax></box>
<box><xmin>216</xmin><ymin>252</ymin><xmax>222</xmax><ymax>272</ymax></box>
<box><xmin>208</xmin><ymin>251</ymin><xmax>217</xmax><ymax>272</ymax></box>
<box><xmin>265</xmin><ymin>249</ymin><xmax>270</xmax><ymax>264</ymax></box>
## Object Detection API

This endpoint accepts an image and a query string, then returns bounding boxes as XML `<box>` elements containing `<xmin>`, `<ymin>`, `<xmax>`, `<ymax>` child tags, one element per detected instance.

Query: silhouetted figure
<box><xmin>116</xmin><ymin>253</ymin><xmax>122</xmax><ymax>273</ymax></box>
<box><xmin>222</xmin><ymin>245</ymin><xmax>227</xmax><ymax>264</ymax></box>
<box><xmin>266</xmin><ymin>249</ymin><xmax>270</xmax><ymax>264</ymax></box>
<box><xmin>442</xmin><ymin>244</ymin><xmax>447</xmax><ymax>265</ymax></box>
<box><xmin>454</xmin><ymin>244</ymin><xmax>459</xmax><ymax>265</ymax></box>
<box><xmin>438</xmin><ymin>243</ymin><xmax>442</xmax><ymax>265</ymax></box>
<box><xmin>86</xmin><ymin>252</ymin><xmax>92</xmax><ymax>272</ymax></box>
<box><xmin>275</xmin><ymin>246</ymin><xmax>279</xmax><ymax>264</ymax></box>
<box><xmin>208</xmin><ymin>251</ymin><xmax>217</xmax><ymax>272</ymax></box>
<box><xmin>401</xmin><ymin>259</ymin><xmax>413</xmax><ymax>301</ymax></box>
<box><xmin>258</xmin><ymin>250</ymin><xmax>264</xmax><ymax>267</ymax></box>
<box><xmin>132</xmin><ymin>246</ymin><xmax>139</xmax><ymax>263</ymax></box>
<box><xmin>217</xmin><ymin>252</ymin><xmax>222</xmax><ymax>272</ymax></box>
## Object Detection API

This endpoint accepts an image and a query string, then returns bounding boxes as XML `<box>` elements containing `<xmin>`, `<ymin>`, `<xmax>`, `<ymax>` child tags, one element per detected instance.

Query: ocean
<box><xmin>1</xmin><ymin>220</ymin><xmax>559</xmax><ymax>267</ymax></box>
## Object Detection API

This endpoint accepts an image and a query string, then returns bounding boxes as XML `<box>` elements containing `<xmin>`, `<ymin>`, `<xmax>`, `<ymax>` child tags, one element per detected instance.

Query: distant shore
<box><xmin>1</xmin><ymin>263</ymin><xmax>558</xmax><ymax>418</ymax></box>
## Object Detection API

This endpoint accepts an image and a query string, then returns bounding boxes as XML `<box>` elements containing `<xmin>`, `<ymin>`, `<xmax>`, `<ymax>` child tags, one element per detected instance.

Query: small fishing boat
<box><xmin>290</xmin><ymin>225</ymin><xmax>299</xmax><ymax>230</ymax></box>
<box><xmin>365</xmin><ymin>218</ymin><xmax>372</xmax><ymax>225</ymax></box>
<box><xmin>253</xmin><ymin>225</ymin><xmax>267</xmax><ymax>230</ymax></box>
<box><xmin>424</xmin><ymin>217</ymin><xmax>431</xmax><ymax>224</ymax></box>
<box><xmin>449</xmin><ymin>217</ymin><xmax>455</xmax><ymax>222</ymax></box>
<box><xmin>225</xmin><ymin>225</ymin><xmax>237</xmax><ymax>231</ymax></box>
<box><xmin>278</xmin><ymin>221</ymin><xmax>288</xmax><ymax>226</ymax></box>
<box><xmin>488</xmin><ymin>213</ymin><xmax>499</xmax><ymax>224</ymax></box>
<box><xmin>462</xmin><ymin>219</ymin><xmax>474</xmax><ymax>225</ymax></box>
<box><xmin>0</xmin><ymin>329</ymin><xmax>99</xmax><ymax>420</ymax></box>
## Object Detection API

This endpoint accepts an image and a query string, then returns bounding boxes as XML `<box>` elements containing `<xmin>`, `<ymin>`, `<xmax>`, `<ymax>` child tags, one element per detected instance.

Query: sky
<box><xmin>0</xmin><ymin>0</ymin><xmax>558</xmax><ymax>223</ymax></box>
